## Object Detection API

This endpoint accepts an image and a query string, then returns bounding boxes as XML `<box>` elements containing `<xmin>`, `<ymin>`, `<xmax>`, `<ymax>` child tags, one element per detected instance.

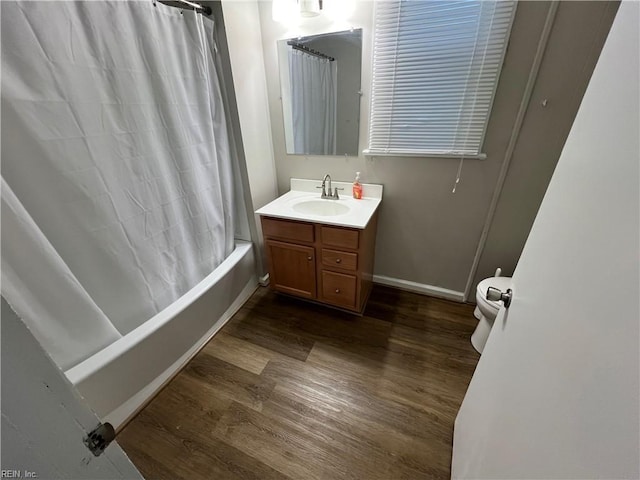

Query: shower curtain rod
<box><xmin>158</xmin><ymin>0</ymin><xmax>211</xmax><ymax>16</ymax></box>
<box><xmin>287</xmin><ymin>41</ymin><xmax>335</xmax><ymax>61</ymax></box>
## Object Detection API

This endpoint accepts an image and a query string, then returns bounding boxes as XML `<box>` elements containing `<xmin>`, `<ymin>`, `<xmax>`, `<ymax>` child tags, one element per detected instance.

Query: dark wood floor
<box><xmin>118</xmin><ymin>285</ymin><xmax>480</xmax><ymax>480</ymax></box>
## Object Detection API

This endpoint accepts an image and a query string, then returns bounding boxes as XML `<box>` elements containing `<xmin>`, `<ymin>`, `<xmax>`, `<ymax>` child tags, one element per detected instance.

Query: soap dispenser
<box><xmin>352</xmin><ymin>172</ymin><xmax>363</xmax><ymax>199</ymax></box>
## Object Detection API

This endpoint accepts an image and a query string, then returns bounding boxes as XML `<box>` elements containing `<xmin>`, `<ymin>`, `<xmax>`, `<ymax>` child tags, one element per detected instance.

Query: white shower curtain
<box><xmin>1</xmin><ymin>1</ymin><xmax>236</xmax><ymax>370</ymax></box>
<box><xmin>289</xmin><ymin>47</ymin><xmax>337</xmax><ymax>155</ymax></box>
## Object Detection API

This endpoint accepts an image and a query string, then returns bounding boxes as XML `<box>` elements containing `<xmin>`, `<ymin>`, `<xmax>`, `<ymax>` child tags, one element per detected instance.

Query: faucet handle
<box><xmin>316</xmin><ymin>185</ymin><xmax>327</xmax><ymax>197</ymax></box>
<box><xmin>333</xmin><ymin>187</ymin><xmax>344</xmax><ymax>199</ymax></box>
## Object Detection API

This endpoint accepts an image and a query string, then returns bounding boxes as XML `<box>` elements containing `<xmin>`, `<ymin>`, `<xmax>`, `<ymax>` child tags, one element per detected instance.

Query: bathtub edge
<box><xmin>108</xmin><ymin>276</ymin><xmax>258</xmax><ymax>430</ymax></box>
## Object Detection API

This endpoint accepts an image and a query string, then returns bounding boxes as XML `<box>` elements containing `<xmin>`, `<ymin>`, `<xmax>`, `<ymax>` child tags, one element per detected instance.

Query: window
<box><xmin>366</xmin><ymin>0</ymin><xmax>516</xmax><ymax>157</ymax></box>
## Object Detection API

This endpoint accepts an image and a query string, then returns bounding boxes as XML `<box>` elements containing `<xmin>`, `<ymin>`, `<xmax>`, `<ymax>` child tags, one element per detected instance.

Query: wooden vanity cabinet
<box><xmin>261</xmin><ymin>213</ymin><xmax>379</xmax><ymax>314</ymax></box>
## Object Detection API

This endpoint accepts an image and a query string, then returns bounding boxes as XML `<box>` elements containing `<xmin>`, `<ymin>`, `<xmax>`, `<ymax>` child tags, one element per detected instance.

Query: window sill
<box><xmin>363</xmin><ymin>149</ymin><xmax>487</xmax><ymax>160</ymax></box>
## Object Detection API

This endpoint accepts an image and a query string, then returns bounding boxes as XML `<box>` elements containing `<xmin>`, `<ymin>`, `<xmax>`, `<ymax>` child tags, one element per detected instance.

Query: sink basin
<box><xmin>292</xmin><ymin>200</ymin><xmax>350</xmax><ymax>216</ymax></box>
<box><xmin>255</xmin><ymin>179</ymin><xmax>383</xmax><ymax>228</ymax></box>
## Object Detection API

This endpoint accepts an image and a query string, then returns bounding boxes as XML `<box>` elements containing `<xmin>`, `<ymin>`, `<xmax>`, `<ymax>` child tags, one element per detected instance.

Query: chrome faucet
<box><xmin>321</xmin><ymin>174</ymin><xmax>332</xmax><ymax>199</ymax></box>
<box><xmin>317</xmin><ymin>174</ymin><xmax>343</xmax><ymax>199</ymax></box>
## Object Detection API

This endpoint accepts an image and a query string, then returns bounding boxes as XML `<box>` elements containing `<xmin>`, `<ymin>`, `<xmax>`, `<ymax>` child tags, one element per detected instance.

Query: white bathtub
<box><xmin>64</xmin><ymin>241</ymin><xmax>257</xmax><ymax>430</ymax></box>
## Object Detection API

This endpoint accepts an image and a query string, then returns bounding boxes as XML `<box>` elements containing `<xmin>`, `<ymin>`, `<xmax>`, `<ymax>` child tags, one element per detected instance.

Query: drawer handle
<box><xmin>335</xmin><ymin>258</ymin><xmax>342</xmax><ymax>264</ymax></box>
<box><xmin>335</xmin><ymin>288</ymin><xmax>340</xmax><ymax>294</ymax></box>
<box><xmin>307</xmin><ymin>256</ymin><xmax>313</xmax><ymax>261</ymax></box>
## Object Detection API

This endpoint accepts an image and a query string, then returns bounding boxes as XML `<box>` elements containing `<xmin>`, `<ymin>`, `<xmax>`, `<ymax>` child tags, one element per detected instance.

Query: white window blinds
<box><xmin>366</xmin><ymin>0</ymin><xmax>516</xmax><ymax>157</ymax></box>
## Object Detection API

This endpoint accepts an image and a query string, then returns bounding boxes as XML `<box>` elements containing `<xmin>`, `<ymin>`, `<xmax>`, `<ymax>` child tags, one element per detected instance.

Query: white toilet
<box><xmin>471</xmin><ymin>269</ymin><xmax>512</xmax><ymax>353</ymax></box>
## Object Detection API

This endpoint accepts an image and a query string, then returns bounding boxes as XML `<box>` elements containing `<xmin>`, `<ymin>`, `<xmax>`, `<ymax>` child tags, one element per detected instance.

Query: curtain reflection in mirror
<box><xmin>278</xmin><ymin>29</ymin><xmax>362</xmax><ymax>156</ymax></box>
<box><xmin>288</xmin><ymin>47</ymin><xmax>337</xmax><ymax>155</ymax></box>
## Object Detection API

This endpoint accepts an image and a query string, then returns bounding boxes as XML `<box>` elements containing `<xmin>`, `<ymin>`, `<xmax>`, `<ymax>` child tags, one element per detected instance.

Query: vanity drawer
<box><xmin>321</xmin><ymin>226</ymin><xmax>359</xmax><ymax>250</ymax></box>
<box><xmin>262</xmin><ymin>217</ymin><xmax>314</xmax><ymax>243</ymax></box>
<box><xmin>321</xmin><ymin>249</ymin><xmax>358</xmax><ymax>271</ymax></box>
<box><xmin>321</xmin><ymin>271</ymin><xmax>357</xmax><ymax>309</ymax></box>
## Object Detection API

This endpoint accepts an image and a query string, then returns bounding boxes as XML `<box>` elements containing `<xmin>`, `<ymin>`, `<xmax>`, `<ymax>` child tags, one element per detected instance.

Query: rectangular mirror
<box><xmin>277</xmin><ymin>29</ymin><xmax>362</xmax><ymax>156</ymax></box>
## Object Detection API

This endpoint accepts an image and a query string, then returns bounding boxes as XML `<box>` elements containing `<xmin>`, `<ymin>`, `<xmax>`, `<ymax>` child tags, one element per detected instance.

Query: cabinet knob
<box><xmin>335</xmin><ymin>288</ymin><xmax>340</xmax><ymax>294</ymax></box>
<box><xmin>336</xmin><ymin>258</ymin><xmax>342</xmax><ymax>264</ymax></box>
<box><xmin>307</xmin><ymin>256</ymin><xmax>312</xmax><ymax>261</ymax></box>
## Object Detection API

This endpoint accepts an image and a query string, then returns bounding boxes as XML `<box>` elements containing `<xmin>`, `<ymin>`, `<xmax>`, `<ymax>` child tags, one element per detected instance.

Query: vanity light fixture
<box><xmin>298</xmin><ymin>0</ymin><xmax>321</xmax><ymax>17</ymax></box>
<box><xmin>272</xmin><ymin>0</ymin><xmax>323</xmax><ymax>22</ymax></box>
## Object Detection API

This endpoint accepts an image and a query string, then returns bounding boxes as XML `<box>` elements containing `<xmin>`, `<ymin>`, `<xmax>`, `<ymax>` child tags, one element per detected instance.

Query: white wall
<box><xmin>221</xmin><ymin>0</ymin><xmax>279</xmax><ymax>268</ymax></box>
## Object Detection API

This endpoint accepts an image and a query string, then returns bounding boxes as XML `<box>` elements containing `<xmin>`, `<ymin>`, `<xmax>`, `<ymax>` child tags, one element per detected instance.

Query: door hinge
<box><xmin>84</xmin><ymin>422</ymin><xmax>116</xmax><ymax>457</ymax></box>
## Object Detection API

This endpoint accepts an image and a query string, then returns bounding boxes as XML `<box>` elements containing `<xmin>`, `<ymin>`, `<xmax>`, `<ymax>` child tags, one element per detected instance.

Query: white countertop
<box><xmin>255</xmin><ymin>178</ymin><xmax>383</xmax><ymax>229</ymax></box>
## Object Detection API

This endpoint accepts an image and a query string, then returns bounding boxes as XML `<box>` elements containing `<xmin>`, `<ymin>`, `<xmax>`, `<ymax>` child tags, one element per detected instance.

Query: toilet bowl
<box><xmin>471</xmin><ymin>275</ymin><xmax>512</xmax><ymax>353</ymax></box>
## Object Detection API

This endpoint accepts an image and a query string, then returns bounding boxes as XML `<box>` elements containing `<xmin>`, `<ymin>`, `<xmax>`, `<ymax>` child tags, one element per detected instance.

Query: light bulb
<box><xmin>298</xmin><ymin>0</ymin><xmax>321</xmax><ymax>17</ymax></box>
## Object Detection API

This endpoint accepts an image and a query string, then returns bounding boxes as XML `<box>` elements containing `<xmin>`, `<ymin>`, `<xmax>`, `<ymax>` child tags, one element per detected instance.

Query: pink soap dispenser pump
<box><xmin>352</xmin><ymin>172</ymin><xmax>363</xmax><ymax>199</ymax></box>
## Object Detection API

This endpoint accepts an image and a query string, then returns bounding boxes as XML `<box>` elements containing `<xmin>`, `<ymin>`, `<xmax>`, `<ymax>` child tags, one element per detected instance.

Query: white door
<box><xmin>1</xmin><ymin>298</ymin><xmax>143</xmax><ymax>479</ymax></box>
<box><xmin>452</xmin><ymin>2</ymin><xmax>639</xmax><ymax>479</ymax></box>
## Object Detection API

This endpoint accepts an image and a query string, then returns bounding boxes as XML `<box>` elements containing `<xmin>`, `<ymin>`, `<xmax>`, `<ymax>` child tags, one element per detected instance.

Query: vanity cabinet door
<box><xmin>266</xmin><ymin>240</ymin><xmax>316</xmax><ymax>299</ymax></box>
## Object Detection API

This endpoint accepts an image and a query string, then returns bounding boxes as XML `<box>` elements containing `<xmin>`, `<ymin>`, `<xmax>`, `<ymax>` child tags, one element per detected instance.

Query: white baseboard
<box><xmin>373</xmin><ymin>275</ymin><xmax>465</xmax><ymax>302</ymax></box>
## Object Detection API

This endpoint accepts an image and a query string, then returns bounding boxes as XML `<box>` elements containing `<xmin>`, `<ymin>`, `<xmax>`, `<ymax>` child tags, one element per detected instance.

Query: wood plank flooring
<box><xmin>118</xmin><ymin>285</ymin><xmax>480</xmax><ymax>479</ymax></box>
